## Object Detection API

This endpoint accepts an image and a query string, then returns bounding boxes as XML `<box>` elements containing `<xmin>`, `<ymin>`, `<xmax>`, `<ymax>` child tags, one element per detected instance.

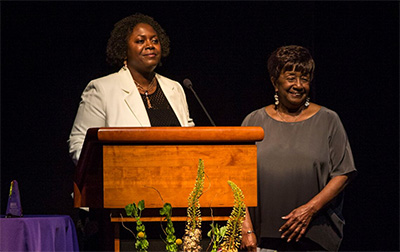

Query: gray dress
<box><xmin>241</xmin><ymin>106</ymin><xmax>356</xmax><ymax>251</ymax></box>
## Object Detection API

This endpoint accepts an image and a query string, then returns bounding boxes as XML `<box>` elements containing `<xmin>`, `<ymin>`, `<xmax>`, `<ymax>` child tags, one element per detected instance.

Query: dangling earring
<box><xmin>274</xmin><ymin>92</ymin><xmax>279</xmax><ymax>109</ymax></box>
<box><xmin>123</xmin><ymin>60</ymin><xmax>127</xmax><ymax>70</ymax></box>
<box><xmin>305</xmin><ymin>97</ymin><xmax>310</xmax><ymax>107</ymax></box>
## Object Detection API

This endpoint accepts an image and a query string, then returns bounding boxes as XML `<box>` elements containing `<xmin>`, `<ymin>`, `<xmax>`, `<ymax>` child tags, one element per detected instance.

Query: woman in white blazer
<box><xmin>68</xmin><ymin>13</ymin><xmax>194</xmax><ymax>165</ymax></box>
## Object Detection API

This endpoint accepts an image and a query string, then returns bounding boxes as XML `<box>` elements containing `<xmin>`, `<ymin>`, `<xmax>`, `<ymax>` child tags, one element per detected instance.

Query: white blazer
<box><xmin>68</xmin><ymin>67</ymin><xmax>194</xmax><ymax>164</ymax></box>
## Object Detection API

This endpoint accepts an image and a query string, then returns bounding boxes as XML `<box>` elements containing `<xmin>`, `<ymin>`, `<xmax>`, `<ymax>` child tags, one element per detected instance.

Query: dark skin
<box><xmin>241</xmin><ymin>69</ymin><xmax>353</xmax><ymax>249</ymax></box>
<box><xmin>240</xmin><ymin>207</ymin><xmax>257</xmax><ymax>251</ymax></box>
<box><xmin>273</xmin><ymin>70</ymin><xmax>352</xmax><ymax>242</ymax></box>
<box><xmin>279</xmin><ymin>175</ymin><xmax>351</xmax><ymax>242</ymax></box>
<box><xmin>126</xmin><ymin>23</ymin><xmax>161</xmax><ymax>94</ymax></box>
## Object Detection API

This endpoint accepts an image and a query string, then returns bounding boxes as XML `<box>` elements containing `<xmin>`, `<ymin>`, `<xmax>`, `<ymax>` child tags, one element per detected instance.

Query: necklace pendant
<box><xmin>146</xmin><ymin>97</ymin><xmax>152</xmax><ymax>109</ymax></box>
<box><xmin>145</xmin><ymin>91</ymin><xmax>152</xmax><ymax>109</ymax></box>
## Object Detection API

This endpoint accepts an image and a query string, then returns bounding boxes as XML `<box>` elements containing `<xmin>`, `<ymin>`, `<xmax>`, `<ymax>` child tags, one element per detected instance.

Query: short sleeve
<box><xmin>328</xmin><ymin>113</ymin><xmax>357</xmax><ymax>177</ymax></box>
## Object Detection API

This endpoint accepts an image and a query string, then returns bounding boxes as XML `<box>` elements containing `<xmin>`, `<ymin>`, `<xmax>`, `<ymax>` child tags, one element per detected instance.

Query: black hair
<box><xmin>267</xmin><ymin>45</ymin><xmax>315</xmax><ymax>82</ymax></box>
<box><xmin>106</xmin><ymin>13</ymin><xmax>170</xmax><ymax>67</ymax></box>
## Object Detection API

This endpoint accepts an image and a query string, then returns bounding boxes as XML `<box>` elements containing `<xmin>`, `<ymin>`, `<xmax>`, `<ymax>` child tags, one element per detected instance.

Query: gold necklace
<box><xmin>276</xmin><ymin>107</ymin><xmax>304</xmax><ymax>122</ymax></box>
<box><xmin>134</xmin><ymin>76</ymin><xmax>156</xmax><ymax>109</ymax></box>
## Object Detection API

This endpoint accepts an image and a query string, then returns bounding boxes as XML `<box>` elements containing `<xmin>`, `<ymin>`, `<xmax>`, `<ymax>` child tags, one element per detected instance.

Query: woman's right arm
<box><xmin>68</xmin><ymin>81</ymin><xmax>106</xmax><ymax>165</ymax></box>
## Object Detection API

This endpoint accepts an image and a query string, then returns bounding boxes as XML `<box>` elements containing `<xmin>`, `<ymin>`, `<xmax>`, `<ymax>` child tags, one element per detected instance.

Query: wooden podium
<box><xmin>73</xmin><ymin>126</ymin><xmax>264</xmax><ymax>251</ymax></box>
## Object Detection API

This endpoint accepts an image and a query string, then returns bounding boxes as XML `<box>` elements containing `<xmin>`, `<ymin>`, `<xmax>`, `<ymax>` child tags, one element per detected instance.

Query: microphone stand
<box><xmin>185</xmin><ymin>82</ymin><xmax>216</xmax><ymax>126</ymax></box>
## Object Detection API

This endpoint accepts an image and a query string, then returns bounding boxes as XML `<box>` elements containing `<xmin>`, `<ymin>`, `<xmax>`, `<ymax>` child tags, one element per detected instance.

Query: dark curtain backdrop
<box><xmin>1</xmin><ymin>1</ymin><xmax>398</xmax><ymax>251</ymax></box>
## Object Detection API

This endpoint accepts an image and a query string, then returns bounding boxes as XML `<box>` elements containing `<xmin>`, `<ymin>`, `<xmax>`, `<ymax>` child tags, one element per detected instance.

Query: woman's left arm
<box><xmin>279</xmin><ymin>173</ymin><xmax>355</xmax><ymax>242</ymax></box>
<box><xmin>240</xmin><ymin>207</ymin><xmax>257</xmax><ymax>251</ymax></box>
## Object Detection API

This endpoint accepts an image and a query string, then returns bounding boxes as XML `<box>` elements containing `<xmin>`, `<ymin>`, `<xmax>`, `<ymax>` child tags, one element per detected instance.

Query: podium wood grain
<box><xmin>103</xmin><ymin>144</ymin><xmax>257</xmax><ymax>208</ymax></box>
<box><xmin>74</xmin><ymin>127</ymin><xmax>263</xmax><ymax>209</ymax></box>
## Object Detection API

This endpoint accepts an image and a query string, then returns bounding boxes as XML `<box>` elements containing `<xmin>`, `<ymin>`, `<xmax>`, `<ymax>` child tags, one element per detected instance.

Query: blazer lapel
<box><xmin>118</xmin><ymin>68</ymin><xmax>151</xmax><ymax>126</ymax></box>
<box><xmin>157</xmin><ymin>74</ymin><xmax>184</xmax><ymax>126</ymax></box>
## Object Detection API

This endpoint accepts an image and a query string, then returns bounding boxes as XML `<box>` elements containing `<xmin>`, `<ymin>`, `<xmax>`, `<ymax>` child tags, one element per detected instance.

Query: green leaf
<box><xmin>166</xmin><ymin>236</ymin><xmax>176</xmax><ymax>243</ymax></box>
<box><xmin>125</xmin><ymin>203</ymin><xmax>135</xmax><ymax>217</ymax></box>
<box><xmin>163</xmin><ymin>203</ymin><xmax>172</xmax><ymax>212</ymax></box>
<box><xmin>138</xmin><ymin>200</ymin><xmax>145</xmax><ymax>211</ymax></box>
<box><xmin>132</xmin><ymin>203</ymin><xmax>139</xmax><ymax>217</ymax></box>
<box><xmin>135</xmin><ymin>240</ymin><xmax>140</xmax><ymax>248</ymax></box>
<box><xmin>220</xmin><ymin>225</ymin><xmax>227</xmax><ymax>237</ymax></box>
<box><xmin>160</xmin><ymin>208</ymin><xmax>167</xmax><ymax>215</ymax></box>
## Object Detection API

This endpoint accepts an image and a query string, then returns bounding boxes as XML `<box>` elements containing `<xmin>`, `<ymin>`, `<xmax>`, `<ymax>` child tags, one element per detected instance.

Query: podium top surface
<box><xmin>86</xmin><ymin>126</ymin><xmax>264</xmax><ymax>143</ymax></box>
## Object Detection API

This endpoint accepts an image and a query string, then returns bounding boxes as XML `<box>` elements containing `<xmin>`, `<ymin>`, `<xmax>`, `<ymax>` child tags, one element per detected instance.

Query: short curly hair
<box><xmin>267</xmin><ymin>45</ymin><xmax>315</xmax><ymax>82</ymax></box>
<box><xmin>106</xmin><ymin>13</ymin><xmax>170</xmax><ymax>67</ymax></box>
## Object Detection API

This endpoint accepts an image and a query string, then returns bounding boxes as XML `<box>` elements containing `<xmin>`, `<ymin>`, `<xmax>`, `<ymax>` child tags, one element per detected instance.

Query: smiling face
<box><xmin>273</xmin><ymin>68</ymin><xmax>310</xmax><ymax>110</ymax></box>
<box><xmin>126</xmin><ymin>23</ymin><xmax>161</xmax><ymax>74</ymax></box>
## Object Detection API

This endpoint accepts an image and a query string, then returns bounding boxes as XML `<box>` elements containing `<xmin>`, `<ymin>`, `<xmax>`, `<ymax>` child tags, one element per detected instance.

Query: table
<box><xmin>0</xmin><ymin>215</ymin><xmax>79</xmax><ymax>251</ymax></box>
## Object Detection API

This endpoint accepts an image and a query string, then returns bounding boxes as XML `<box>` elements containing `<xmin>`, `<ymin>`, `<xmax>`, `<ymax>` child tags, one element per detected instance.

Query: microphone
<box><xmin>183</xmin><ymin>78</ymin><xmax>216</xmax><ymax>126</ymax></box>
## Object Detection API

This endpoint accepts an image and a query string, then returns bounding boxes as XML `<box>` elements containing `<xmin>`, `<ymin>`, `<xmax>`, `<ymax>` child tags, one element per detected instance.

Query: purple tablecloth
<box><xmin>0</xmin><ymin>215</ymin><xmax>79</xmax><ymax>251</ymax></box>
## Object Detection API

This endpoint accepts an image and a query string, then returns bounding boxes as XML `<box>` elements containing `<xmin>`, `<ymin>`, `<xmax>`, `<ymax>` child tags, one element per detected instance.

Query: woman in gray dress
<box><xmin>240</xmin><ymin>45</ymin><xmax>357</xmax><ymax>251</ymax></box>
